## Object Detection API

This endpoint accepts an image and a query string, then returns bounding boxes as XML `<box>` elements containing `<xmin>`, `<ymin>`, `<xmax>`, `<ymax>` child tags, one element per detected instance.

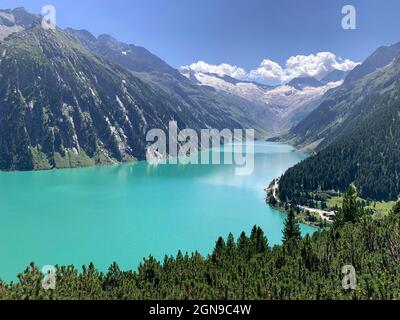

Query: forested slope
<box><xmin>279</xmin><ymin>93</ymin><xmax>400</xmax><ymax>202</ymax></box>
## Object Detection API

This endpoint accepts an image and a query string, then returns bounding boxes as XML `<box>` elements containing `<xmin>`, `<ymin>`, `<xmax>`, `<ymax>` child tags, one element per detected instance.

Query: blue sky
<box><xmin>2</xmin><ymin>0</ymin><xmax>400</xmax><ymax>79</ymax></box>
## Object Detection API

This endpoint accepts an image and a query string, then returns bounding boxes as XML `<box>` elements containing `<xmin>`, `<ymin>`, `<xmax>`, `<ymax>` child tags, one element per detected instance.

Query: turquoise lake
<box><xmin>0</xmin><ymin>142</ymin><xmax>315</xmax><ymax>282</ymax></box>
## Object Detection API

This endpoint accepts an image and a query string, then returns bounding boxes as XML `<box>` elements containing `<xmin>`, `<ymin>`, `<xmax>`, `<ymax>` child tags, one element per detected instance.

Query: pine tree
<box><xmin>342</xmin><ymin>185</ymin><xmax>358</xmax><ymax>222</ymax></box>
<box><xmin>334</xmin><ymin>185</ymin><xmax>360</xmax><ymax>228</ymax></box>
<box><xmin>390</xmin><ymin>201</ymin><xmax>400</xmax><ymax>215</ymax></box>
<box><xmin>283</xmin><ymin>208</ymin><xmax>301</xmax><ymax>243</ymax></box>
<box><xmin>226</xmin><ymin>233</ymin><xmax>235</xmax><ymax>255</ymax></box>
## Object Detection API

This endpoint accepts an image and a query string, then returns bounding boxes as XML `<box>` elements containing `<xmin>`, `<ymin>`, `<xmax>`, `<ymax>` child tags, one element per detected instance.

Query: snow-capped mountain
<box><xmin>180</xmin><ymin>67</ymin><xmax>344</xmax><ymax>131</ymax></box>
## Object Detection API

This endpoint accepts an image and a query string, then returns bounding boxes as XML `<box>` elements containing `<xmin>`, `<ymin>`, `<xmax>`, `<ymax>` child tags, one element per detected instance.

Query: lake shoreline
<box><xmin>263</xmin><ymin>143</ymin><xmax>329</xmax><ymax>229</ymax></box>
<box><xmin>265</xmin><ymin>178</ymin><xmax>328</xmax><ymax>229</ymax></box>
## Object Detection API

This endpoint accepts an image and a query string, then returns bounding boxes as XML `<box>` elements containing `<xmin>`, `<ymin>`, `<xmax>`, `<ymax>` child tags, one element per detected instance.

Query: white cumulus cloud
<box><xmin>181</xmin><ymin>60</ymin><xmax>247</xmax><ymax>79</ymax></box>
<box><xmin>249</xmin><ymin>52</ymin><xmax>359</xmax><ymax>82</ymax></box>
<box><xmin>181</xmin><ymin>52</ymin><xmax>359</xmax><ymax>84</ymax></box>
<box><xmin>248</xmin><ymin>59</ymin><xmax>284</xmax><ymax>81</ymax></box>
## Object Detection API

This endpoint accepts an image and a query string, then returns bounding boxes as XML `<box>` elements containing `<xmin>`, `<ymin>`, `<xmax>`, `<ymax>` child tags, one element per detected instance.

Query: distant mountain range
<box><xmin>180</xmin><ymin>67</ymin><xmax>347</xmax><ymax>132</ymax></box>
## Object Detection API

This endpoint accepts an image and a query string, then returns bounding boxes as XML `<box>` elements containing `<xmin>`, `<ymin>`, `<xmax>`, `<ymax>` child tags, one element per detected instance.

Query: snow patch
<box><xmin>187</xmin><ymin>70</ymin><xmax>342</xmax><ymax>120</ymax></box>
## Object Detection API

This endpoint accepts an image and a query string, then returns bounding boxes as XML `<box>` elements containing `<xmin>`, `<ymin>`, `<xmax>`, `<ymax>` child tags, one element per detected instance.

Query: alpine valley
<box><xmin>2</xmin><ymin>5</ymin><xmax>400</xmax><ymax>301</ymax></box>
